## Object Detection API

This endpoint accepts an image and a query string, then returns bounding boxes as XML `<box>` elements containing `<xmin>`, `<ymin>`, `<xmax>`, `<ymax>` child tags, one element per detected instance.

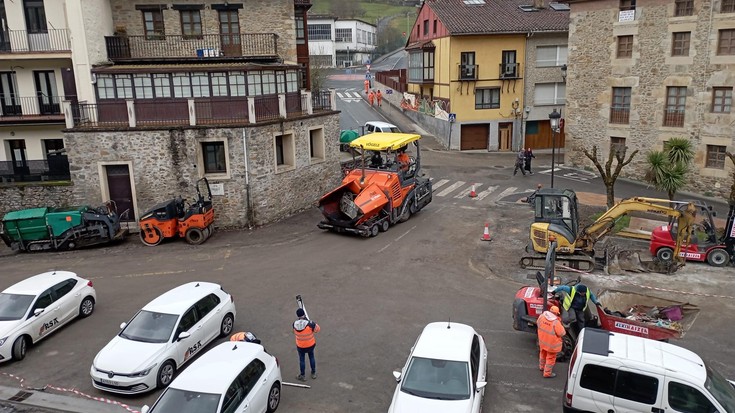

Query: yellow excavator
<box><xmin>519</xmin><ymin>188</ymin><xmax>698</xmax><ymax>272</ymax></box>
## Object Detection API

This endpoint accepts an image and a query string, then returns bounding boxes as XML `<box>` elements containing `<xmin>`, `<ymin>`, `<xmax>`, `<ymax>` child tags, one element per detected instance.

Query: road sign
<box><xmin>365</xmin><ymin>73</ymin><xmax>372</xmax><ymax>79</ymax></box>
<box><xmin>449</xmin><ymin>113</ymin><xmax>456</xmax><ymax>123</ymax></box>
<box><xmin>366</xmin><ymin>64</ymin><xmax>371</xmax><ymax>71</ymax></box>
<box><xmin>386</xmin><ymin>89</ymin><xmax>393</xmax><ymax>95</ymax></box>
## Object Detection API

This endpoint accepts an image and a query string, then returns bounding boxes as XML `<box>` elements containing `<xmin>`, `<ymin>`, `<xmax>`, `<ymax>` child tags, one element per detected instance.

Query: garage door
<box><xmin>460</xmin><ymin>124</ymin><xmax>489</xmax><ymax>150</ymax></box>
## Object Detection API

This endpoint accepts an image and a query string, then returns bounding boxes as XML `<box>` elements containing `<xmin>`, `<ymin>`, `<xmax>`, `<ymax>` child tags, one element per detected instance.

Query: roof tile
<box><xmin>426</xmin><ymin>0</ymin><xmax>569</xmax><ymax>34</ymax></box>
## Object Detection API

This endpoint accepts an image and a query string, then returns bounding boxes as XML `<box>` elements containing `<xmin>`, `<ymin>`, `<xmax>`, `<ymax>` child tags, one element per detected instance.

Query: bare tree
<box><xmin>583</xmin><ymin>145</ymin><xmax>638</xmax><ymax>209</ymax></box>
<box><xmin>309</xmin><ymin>63</ymin><xmax>327</xmax><ymax>92</ymax></box>
<box><xmin>728</xmin><ymin>151</ymin><xmax>735</xmax><ymax>206</ymax></box>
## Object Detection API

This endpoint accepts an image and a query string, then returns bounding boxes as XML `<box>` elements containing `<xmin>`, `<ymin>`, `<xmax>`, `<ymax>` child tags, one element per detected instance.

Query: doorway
<box><xmin>8</xmin><ymin>139</ymin><xmax>29</xmax><ymax>176</ymax></box>
<box><xmin>0</xmin><ymin>72</ymin><xmax>20</xmax><ymax>116</ymax></box>
<box><xmin>499</xmin><ymin>123</ymin><xmax>513</xmax><ymax>151</ymax></box>
<box><xmin>219</xmin><ymin>10</ymin><xmax>241</xmax><ymax>57</ymax></box>
<box><xmin>104</xmin><ymin>164</ymin><xmax>135</xmax><ymax>221</ymax></box>
<box><xmin>34</xmin><ymin>70</ymin><xmax>60</xmax><ymax>114</ymax></box>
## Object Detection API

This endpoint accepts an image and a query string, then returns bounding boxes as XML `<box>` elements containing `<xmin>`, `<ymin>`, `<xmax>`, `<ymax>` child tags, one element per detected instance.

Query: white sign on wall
<box><xmin>618</xmin><ymin>10</ymin><xmax>635</xmax><ymax>22</ymax></box>
<box><xmin>209</xmin><ymin>183</ymin><xmax>225</xmax><ymax>196</ymax></box>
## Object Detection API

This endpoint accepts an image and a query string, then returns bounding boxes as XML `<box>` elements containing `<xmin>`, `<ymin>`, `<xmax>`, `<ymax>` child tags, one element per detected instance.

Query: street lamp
<box><xmin>548</xmin><ymin>108</ymin><xmax>561</xmax><ymax>188</ymax></box>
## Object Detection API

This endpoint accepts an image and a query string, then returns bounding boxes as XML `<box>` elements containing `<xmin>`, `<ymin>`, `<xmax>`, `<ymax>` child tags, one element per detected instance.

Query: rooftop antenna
<box><xmin>447</xmin><ymin>317</ymin><xmax>451</xmax><ymax>329</ymax></box>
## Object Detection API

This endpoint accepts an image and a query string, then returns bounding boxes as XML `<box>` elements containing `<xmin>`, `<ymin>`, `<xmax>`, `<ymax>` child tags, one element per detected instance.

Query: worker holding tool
<box><xmin>230</xmin><ymin>331</ymin><xmax>261</xmax><ymax>344</ymax></box>
<box><xmin>537</xmin><ymin>305</ymin><xmax>566</xmax><ymax>378</ymax></box>
<box><xmin>294</xmin><ymin>308</ymin><xmax>320</xmax><ymax>381</ymax></box>
<box><xmin>555</xmin><ymin>283</ymin><xmax>601</xmax><ymax>335</ymax></box>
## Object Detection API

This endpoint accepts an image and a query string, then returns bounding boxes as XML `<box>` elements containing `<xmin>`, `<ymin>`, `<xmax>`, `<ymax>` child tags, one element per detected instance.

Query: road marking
<box><xmin>436</xmin><ymin>181</ymin><xmax>465</xmax><ymax>197</ymax></box>
<box><xmin>496</xmin><ymin>187</ymin><xmax>518</xmax><ymax>200</ymax></box>
<box><xmin>395</xmin><ymin>225</ymin><xmax>417</xmax><ymax>242</ymax></box>
<box><xmin>475</xmin><ymin>185</ymin><xmax>498</xmax><ymax>201</ymax></box>
<box><xmin>337</xmin><ymin>92</ymin><xmax>345</xmax><ymax>98</ymax></box>
<box><xmin>454</xmin><ymin>183</ymin><xmax>483</xmax><ymax>199</ymax></box>
<box><xmin>431</xmin><ymin>179</ymin><xmax>450</xmax><ymax>192</ymax></box>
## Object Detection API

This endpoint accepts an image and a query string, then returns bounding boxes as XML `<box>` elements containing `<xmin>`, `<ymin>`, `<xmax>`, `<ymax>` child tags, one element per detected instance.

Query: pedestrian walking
<box><xmin>364</xmin><ymin>79</ymin><xmax>370</xmax><ymax>94</ymax></box>
<box><xmin>513</xmin><ymin>149</ymin><xmax>526</xmax><ymax>176</ymax></box>
<box><xmin>524</xmin><ymin>148</ymin><xmax>535</xmax><ymax>175</ymax></box>
<box><xmin>368</xmin><ymin>90</ymin><xmax>375</xmax><ymax>107</ymax></box>
<box><xmin>376</xmin><ymin>89</ymin><xmax>383</xmax><ymax>107</ymax></box>
<box><xmin>537</xmin><ymin>305</ymin><xmax>566</xmax><ymax>378</ymax></box>
<box><xmin>293</xmin><ymin>308</ymin><xmax>320</xmax><ymax>381</ymax></box>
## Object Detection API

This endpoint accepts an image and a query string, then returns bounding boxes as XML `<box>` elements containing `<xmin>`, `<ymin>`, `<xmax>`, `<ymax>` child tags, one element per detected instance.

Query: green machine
<box><xmin>0</xmin><ymin>203</ymin><xmax>125</xmax><ymax>252</ymax></box>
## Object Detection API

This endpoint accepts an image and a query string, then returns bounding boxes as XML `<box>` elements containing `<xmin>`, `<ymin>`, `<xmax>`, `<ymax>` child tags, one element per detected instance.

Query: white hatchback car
<box><xmin>388</xmin><ymin>322</ymin><xmax>488</xmax><ymax>413</ymax></box>
<box><xmin>141</xmin><ymin>341</ymin><xmax>282</xmax><ymax>413</ymax></box>
<box><xmin>90</xmin><ymin>281</ymin><xmax>236</xmax><ymax>394</ymax></box>
<box><xmin>0</xmin><ymin>270</ymin><xmax>96</xmax><ymax>363</ymax></box>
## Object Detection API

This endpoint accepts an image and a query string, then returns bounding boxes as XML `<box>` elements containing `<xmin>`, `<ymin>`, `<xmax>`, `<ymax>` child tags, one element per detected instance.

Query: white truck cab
<box><xmin>563</xmin><ymin>328</ymin><xmax>735</xmax><ymax>413</ymax></box>
<box><xmin>364</xmin><ymin>121</ymin><xmax>400</xmax><ymax>134</ymax></box>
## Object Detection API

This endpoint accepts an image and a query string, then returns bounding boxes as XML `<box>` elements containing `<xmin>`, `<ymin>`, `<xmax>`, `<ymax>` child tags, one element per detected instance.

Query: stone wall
<box><xmin>566</xmin><ymin>0</ymin><xmax>735</xmax><ymax>199</ymax></box>
<box><xmin>63</xmin><ymin>112</ymin><xmax>341</xmax><ymax>228</ymax></box>
<box><xmin>0</xmin><ymin>184</ymin><xmax>77</xmax><ymax>219</ymax></box>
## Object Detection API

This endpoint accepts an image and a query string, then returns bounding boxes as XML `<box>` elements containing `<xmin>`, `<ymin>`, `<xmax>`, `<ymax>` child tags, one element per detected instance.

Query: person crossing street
<box><xmin>537</xmin><ymin>305</ymin><xmax>566</xmax><ymax>378</ymax></box>
<box><xmin>294</xmin><ymin>308</ymin><xmax>320</xmax><ymax>381</ymax></box>
<box><xmin>513</xmin><ymin>149</ymin><xmax>527</xmax><ymax>176</ymax></box>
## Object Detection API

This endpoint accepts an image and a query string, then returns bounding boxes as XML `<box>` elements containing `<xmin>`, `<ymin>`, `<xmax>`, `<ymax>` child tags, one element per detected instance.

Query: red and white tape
<box><xmin>1</xmin><ymin>372</ymin><xmax>140</xmax><ymax>413</ymax></box>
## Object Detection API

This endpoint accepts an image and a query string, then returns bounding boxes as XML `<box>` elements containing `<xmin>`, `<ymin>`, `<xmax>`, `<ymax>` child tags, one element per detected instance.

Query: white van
<box><xmin>364</xmin><ymin>121</ymin><xmax>400</xmax><ymax>134</ymax></box>
<box><xmin>563</xmin><ymin>328</ymin><xmax>735</xmax><ymax>413</ymax></box>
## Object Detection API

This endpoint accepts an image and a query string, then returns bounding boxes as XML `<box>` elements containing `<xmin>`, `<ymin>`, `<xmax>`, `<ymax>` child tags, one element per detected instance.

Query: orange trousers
<box><xmin>539</xmin><ymin>349</ymin><xmax>557</xmax><ymax>377</ymax></box>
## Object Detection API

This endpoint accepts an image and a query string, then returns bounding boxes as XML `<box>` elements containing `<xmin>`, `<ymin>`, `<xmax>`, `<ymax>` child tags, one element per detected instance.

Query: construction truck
<box><xmin>519</xmin><ymin>188</ymin><xmax>699</xmax><ymax>272</ymax></box>
<box><xmin>317</xmin><ymin>133</ymin><xmax>432</xmax><ymax>237</ymax></box>
<box><xmin>0</xmin><ymin>202</ymin><xmax>125</xmax><ymax>252</ymax></box>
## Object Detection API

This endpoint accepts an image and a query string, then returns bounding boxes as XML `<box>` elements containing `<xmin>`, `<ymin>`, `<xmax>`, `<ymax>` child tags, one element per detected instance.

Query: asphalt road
<box><xmin>0</xmin><ymin>72</ymin><xmax>733</xmax><ymax>413</ymax></box>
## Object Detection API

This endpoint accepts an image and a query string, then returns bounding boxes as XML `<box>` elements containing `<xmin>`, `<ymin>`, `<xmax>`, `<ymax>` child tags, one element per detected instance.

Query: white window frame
<box><xmin>308</xmin><ymin>127</ymin><xmax>325</xmax><ymax>164</ymax></box>
<box><xmin>534</xmin><ymin>82</ymin><xmax>566</xmax><ymax>105</ymax></box>
<box><xmin>536</xmin><ymin>45</ymin><xmax>568</xmax><ymax>67</ymax></box>
<box><xmin>196</xmin><ymin>136</ymin><xmax>231</xmax><ymax>180</ymax></box>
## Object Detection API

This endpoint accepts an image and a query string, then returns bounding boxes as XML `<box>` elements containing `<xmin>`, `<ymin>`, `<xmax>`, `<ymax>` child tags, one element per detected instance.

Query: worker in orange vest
<box><xmin>537</xmin><ymin>305</ymin><xmax>566</xmax><ymax>378</ymax></box>
<box><xmin>376</xmin><ymin>89</ymin><xmax>383</xmax><ymax>107</ymax></box>
<box><xmin>396</xmin><ymin>146</ymin><xmax>410</xmax><ymax>171</ymax></box>
<box><xmin>368</xmin><ymin>90</ymin><xmax>375</xmax><ymax>107</ymax></box>
<box><xmin>364</xmin><ymin>79</ymin><xmax>370</xmax><ymax>94</ymax></box>
<box><xmin>294</xmin><ymin>308</ymin><xmax>320</xmax><ymax>381</ymax></box>
<box><xmin>230</xmin><ymin>331</ymin><xmax>261</xmax><ymax>344</ymax></box>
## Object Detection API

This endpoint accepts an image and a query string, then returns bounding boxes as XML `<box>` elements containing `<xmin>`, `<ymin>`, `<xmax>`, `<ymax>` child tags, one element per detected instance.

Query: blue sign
<box><xmin>449</xmin><ymin>113</ymin><xmax>457</xmax><ymax>123</ymax></box>
<box><xmin>386</xmin><ymin>89</ymin><xmax>393</xmax><ymax>95</ymax></box>
<box><xmin>365</xmin><ymin>73</ymin><xmax>372</xmax><ymax>79</ymax></box>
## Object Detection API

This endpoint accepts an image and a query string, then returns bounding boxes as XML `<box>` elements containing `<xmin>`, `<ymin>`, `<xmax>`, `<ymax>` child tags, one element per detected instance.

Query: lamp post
<box><xmin>548</xmin><ymin>108</ymin><xmax>561</xmax><ymax>188</ymax></box>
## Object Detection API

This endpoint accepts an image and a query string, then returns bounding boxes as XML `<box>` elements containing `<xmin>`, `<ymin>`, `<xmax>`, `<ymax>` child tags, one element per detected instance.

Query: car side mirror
<box><xmin>141</xmin><ymin>406</ymin><xmax>149</xmax><ymax>413</ymax></box>
<box><xmin>476</xmin><ymin>381</ymin><xmax>487</xmax><ymax>391</ymax></box>
<box><xmin>178</xmin><ymin>331</ymin><xmax>191</xmax><ymax>341</ymax></box>
<box><xmin>34</xmin><ymin>308</ymin><xmax>45</xmax><ymax>316</ymax></box>
<box><xmin>393</xmin><ymin>371</ymin><xmax>402</xmax><ymax>382</ymax></box>
<box><xmin>120</xmin><ymin>322</ymin><xmax>127</xmax><ymax>330</ymax></box>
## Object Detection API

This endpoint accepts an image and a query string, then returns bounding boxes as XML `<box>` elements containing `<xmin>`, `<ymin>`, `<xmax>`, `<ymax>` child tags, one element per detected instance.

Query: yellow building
<box><xmin>405</xmin><ymin>0</ymin><xmax>569</xmax><ymax>151</ymax></box>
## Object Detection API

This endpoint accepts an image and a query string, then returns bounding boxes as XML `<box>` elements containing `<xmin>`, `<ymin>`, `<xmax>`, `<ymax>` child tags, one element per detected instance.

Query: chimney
<box><xmin>533</xmin><ymin>0</ymin><xmax>545</xmax><ymax>8</ymax></box>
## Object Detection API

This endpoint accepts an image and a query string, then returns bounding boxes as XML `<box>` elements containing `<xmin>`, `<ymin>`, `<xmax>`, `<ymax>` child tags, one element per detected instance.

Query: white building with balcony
<box><xmin>308</xmin><ymin>16</ymin><xmax>376</xmax><ymax>68</ymax></box>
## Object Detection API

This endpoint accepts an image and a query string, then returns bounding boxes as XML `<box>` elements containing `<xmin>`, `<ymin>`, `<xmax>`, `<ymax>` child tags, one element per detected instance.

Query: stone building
<box><xmin>1</xmin><ymin>0</ymin><xmax>343</xmax><ymax>229</ymax></box>
<box><xmin>565</xmin><ymin>0</ymin><xmax>735</xmax><ymax>197</ymax></box>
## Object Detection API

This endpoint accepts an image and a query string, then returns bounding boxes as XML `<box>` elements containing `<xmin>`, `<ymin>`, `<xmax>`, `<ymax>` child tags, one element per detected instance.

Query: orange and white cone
<box><xmin>469</xmin><ymin>184</ymin><xmax>477</xmax><ymax>198</ymax></box>
<box><xmin>481</xmin><ymin>223</ymin><xmax>492</xmax><ymax>241</ymax></box>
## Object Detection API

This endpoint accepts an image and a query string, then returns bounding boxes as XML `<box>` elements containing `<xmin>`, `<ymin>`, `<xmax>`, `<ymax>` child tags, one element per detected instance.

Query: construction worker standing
<box><xmin>537</xmin><ymin>305</ymin><xmax>566</xmax><ymax>378</ymax></box>
<box><xmin>294</xmin><ymin>308</ymin><xmax>320</xmax><ymax>381</ymax></box>
<box><xmin>368</xmin><ymin>90</ymin><xmax>375</xmax><ymax>107</ymax></box>
<box><xmin>364</xmin><ymin>79</ymin><xmax>370</xmax><ymax>94</ymax></box>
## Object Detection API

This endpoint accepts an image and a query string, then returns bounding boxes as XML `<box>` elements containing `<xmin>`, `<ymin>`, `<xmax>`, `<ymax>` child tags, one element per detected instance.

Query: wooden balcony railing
<box><xmin>105</xmin><ymin>33</ymin><xmax>279</xmax><ymax>62</ymax></box>
<box><xmin>0</xmin><ymin>29</ymin><xmax>70</xmax><ymax>53</ymax></box>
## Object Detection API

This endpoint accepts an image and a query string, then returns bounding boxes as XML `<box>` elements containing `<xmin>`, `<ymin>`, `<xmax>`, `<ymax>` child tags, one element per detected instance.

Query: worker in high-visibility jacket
<box><xmin>537</xmin><ymin>305</ymin><xmax>566</xmax><ymax>378</ymax></box>
<box><xmin>294</xmin><ymin>308</ymin><xmax>320</xmax><ymax>381</ymax></box>
<box><xmin>230</xmin><ymin>331</ymin><xmax>261</xmax><ymax>344</ymax></box>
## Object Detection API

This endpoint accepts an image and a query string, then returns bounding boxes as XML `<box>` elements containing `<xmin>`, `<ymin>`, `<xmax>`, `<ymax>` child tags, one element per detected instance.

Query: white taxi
<box><xmin>0</xmin><ymin>271</ymin><xmax>96</xmax><ymax>363</ymax></box>
<box><xmin>141</xmin><ymin>341</ymin><xmax>282</xmax><ymax>413</ymax></box>
<box><xmin>90</xmin><ymin>281</ymin><xmax>236</xmax><ymax>394</ymax></box>
<box><xmin>388</xmin><ymin>322</ymin><xmax>488</xmax><ymax>413</ymax></box>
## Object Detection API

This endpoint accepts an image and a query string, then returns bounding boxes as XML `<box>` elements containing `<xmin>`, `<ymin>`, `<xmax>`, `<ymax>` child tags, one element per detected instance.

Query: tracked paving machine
<box><xmin>139</xmin><ymin>178</ymin><xmax>215</xmax><ymax>246</ymax></box>
<box><xmin>0</xmin><ymin>202</ymin><xmax>125</xmax><ymax>252</ymax></box>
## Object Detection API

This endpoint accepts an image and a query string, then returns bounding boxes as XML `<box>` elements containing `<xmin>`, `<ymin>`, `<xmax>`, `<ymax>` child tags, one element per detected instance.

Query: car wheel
<box><xmin>399</xmin><ymin>203</ymin><xmax>412</xmax><ymax>223</ymax></box>
<box><xmin>156</xmin><ymin>360</ymin><xmax>176</xmax><ymax>389</ymax></box>
<box><xmin>266</xmin><ymin>382</ymin><xmax>281</xmax><ymax>413</ymax></box>
<box><xmin>656</xmin><ymin>247</ymin><xmax>674</xmax><ymax>262</ymax></box>
<box><xmin>79</xmin><ymin>296</ymin><xmax>95</xmax><ymax>318</ymax></box>
<box><xmin>369</xmin><ymin>224</ymin><xmax>379</xmax><ymax>237</ymax></box>
<box><xmin>379</xmin><ymin>220</ymin><xmax>390</xmax><ymax>232</ymax></box>
<box><xmin>11</xmin><ymin>336</ymin><xmax>27</xmax><ymax>361</ymax></box>
<box><xmin>185</xmin><ymin>228</ymin><xmax>206</xmax><ymax>245</ymax></box>
<box><xmin>219</xmin><ymin>313</ymin><xmax>235</xmax><ymax>337</ymax></box>
<box><xmin>707</xmin><ymin>248</ymin><xmax>729</xmax><ymax>267</ymax></box>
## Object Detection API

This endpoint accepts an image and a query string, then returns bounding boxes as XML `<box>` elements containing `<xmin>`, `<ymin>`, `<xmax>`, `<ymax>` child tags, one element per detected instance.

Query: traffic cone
<box><xmin>481</xmin><ymin>223</ymin><xmax>492</xmax><ymax>241</ymax></box>
<box><xmin>469</xmin><ymin>184</ymin><xmax>477</xmax><ymax>198</ymax></box>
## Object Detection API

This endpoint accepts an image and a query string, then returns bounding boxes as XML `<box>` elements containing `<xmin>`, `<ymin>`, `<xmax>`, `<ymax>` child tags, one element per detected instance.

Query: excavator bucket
<box><xmin>604</xmin><ymin>245</ymin><xmax>683</xmax><ymax>275</ymax></box>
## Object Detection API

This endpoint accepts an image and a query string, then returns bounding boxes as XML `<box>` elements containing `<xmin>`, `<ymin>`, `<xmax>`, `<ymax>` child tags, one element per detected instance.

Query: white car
<box><xmin>388</xmin><ymin>322</ymin><xmax>488</xmax><ymax>413</ymax></box>
<box><xmin>90</xmin><ymin>281</ymin><xmax>236</xmax><ymax>394</ymax></box>
<box><xmin>365</xmin><ymin>121</ymin><xmax>401</xmax><ymax>134</ymax></box>
<box><xmin>141</xmin><ymin>341</ymin><xmax>282</xmax><ymax>413</ymax></box>
<box><xmin>0</xmin><ymin>270</ymin><xmax>96</xmax><ymax>363</ymax></box>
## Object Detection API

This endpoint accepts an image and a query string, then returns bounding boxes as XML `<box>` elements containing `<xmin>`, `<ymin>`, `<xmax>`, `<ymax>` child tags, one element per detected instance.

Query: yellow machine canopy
<box><xmin>349</xmin><ymin>133</ymin><xmax>421</xmax><ymax>151</ymax></box>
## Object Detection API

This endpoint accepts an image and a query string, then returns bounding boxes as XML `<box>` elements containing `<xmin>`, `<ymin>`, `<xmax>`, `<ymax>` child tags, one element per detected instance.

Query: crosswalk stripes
<box><xmin>453</xmin><ymin>183</ymin><xmax>483</xmax><ymax>199</ymax></box>
<box><xmin>474</xmin><ymin>185</ymin><xmax>499</xmax><ymax>201</ymax></box>
<box><xmin>431</xmin><ymin>179</ymin><xmax>450</xmax><ymax>192</ymax></box>
<box><xmin>436</xmin><ymin>181</ymin><xmax>466</xmax><ymax>197</ymax></box>
<box><xmin>428</xmin><ymin>177</ymin><xmax>532</xmax><ymax>202</ymax></box>
<box><xmin>336</xmin><ymin>90</ymin><xmax>362</xmax><ymax>102</ymax></box>
<box><xmin>496</xmin><ymin>187</ymin><xmax>519</xmax><ymax>200</ymax></box>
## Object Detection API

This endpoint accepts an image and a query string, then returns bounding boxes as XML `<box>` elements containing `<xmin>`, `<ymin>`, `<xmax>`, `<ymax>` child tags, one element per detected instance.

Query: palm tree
<box><xmin>645</xmin><ymin>137</ymin><xmax>694</xmax><ymax>200</ymax></box>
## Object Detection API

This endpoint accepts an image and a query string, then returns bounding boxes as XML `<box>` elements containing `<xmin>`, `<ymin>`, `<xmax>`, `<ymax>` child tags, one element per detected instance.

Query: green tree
<box><xmin>644</xmin><ymin>137</ymin><xmax>695</xmax><ymax>200</ymax></box>
<box><xmin>375</xmin><ymin>24</ymin><xmax>404</xmax><ymax>56</ymax></box>
<box><xmin>583</xmin><ymin>144</ymin><xmax>638</xmax><ymax>209</ymax></box>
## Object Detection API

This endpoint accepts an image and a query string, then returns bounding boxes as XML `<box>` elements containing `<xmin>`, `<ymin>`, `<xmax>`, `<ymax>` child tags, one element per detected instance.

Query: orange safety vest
<box><xmin>537</xmin><ymin>311</ymin><xmax>565</xmax><ymax>352</ymax></box>
<box><xmin>293</xmin><ymin>320</ymin><xmax>320</xmax><ymax>348</ymax></box>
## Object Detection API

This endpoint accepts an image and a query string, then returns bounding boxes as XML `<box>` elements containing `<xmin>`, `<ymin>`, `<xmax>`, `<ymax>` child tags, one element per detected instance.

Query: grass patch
<box><xmin>589</xmin><ymin>212</ymin><xmax>631</xmax><ymax>233</ymax></box>
<box><xmin>311</xmin><ymin>0</ymin><xmax>418</xmax><ymax>25</ymax></box>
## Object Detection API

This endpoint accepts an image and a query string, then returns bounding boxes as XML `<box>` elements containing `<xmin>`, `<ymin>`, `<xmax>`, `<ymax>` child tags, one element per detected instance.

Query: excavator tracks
<box><xmin>519</xmin><ymin>253</ymin><xmax>595</xmax><ymax>272</ymax></box>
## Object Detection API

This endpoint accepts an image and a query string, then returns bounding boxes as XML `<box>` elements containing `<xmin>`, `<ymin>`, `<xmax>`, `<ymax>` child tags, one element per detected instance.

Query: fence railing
<box><xmin>663</xmin><ymin>110</ymin><xmax>685</xmax><ymax>127</ymax></box>
<box><xmin>105</xmin><ymin>33</ymin><xmax>279</xmax><ymax>61</ymax></box>
<box><xmin>458</xmin><ymin>64</ymin><xmax>478</xmax><ymax>80</ymax></box>
<box><xmin>194</xmin><ymin>96</ymin><xmax>249</xmax><ymax>125</ymax></box>
<box><xmin>312</xmin><ymin>90</ymin><xmax>332</xmax><ymax>112</ymax></box>
<box><xmin>375</xmin><ymin>69</ymin><xmax>407</xmax><ymax>93</ymax></box>
<box><xmin>254</xmin><ymin>95</ymin><xmax>280</xmax><ymax>122</ymax></box>
<box><xmin>499</xmin><ymin>63</ymin><xmax>520</xmax><ymax>79</ymax></box>
<box><xmin>0</xmin><ymin>95</ymin><xmax>63</xmax><ymax>119</ymax></box>
<box><xmin>0</xmin><ymin>29</ymin><xmax>70</xmax><ymax>53</ymax></box>
<box><xmin>0</xmin><ymin>156</ymin><xmax>70</xmax><ymax>183</ymax></box>
<box><xmin>609</xmin><ymin>107</ymin><xmax>630</xmax><ymax>124</ymax></box>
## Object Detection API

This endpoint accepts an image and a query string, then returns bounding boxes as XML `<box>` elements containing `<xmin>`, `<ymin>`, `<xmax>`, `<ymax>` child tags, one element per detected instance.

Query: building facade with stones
<box><xmin>565</xmin><ymin>0</ymin><xmax>735</xmax><ymax>197</ymax></box>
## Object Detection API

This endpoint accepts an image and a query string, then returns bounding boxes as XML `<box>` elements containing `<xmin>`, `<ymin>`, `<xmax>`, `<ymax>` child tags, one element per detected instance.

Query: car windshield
<box><xmin>400</xmin><ymin>356</ymin><xmax>470</xmax><ymax>400</ymax></box>
<box><xmin>704</xmin><ymin>363</ymin><xmax>735</xmax><ymax>412</ymax></box>
<box><xmin>150</xmin><ymin>388</ymin><xmax>220</xmax><ymax>413</ymax></box>
<box><xmin>120</xmin><ymin>310</ymin><xmax>178</xmax><ymax>343</ymax></box>
<box><xmin>388</xmin><ymin>127</ymin><xmax>400</xmax><ymax>133</ymax></box>
<box><xmin>0</xmin><ymin>293</ymin><xmax>34</xmax><ymax>321</ymax></box>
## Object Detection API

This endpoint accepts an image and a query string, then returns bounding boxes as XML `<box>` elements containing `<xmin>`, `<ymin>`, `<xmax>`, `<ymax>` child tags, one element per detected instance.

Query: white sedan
<box><xmin>141</xmin><ymin>341</ymin><xmax>282</xmax><ymax>413</ymax></box>
<box><xmin>0</xmin><ymin>271</ymin><xmax>96</xmax><ymax>363</ymax></box>
<box><xmin>388</xmin><ymin>322</ymin><xmax>488</xmax><ymax>413</ymax></box>
<box><xmin>91</xmin><ymin>282</ymin><xmax>236</xmax><ymax>394</ymax></box>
